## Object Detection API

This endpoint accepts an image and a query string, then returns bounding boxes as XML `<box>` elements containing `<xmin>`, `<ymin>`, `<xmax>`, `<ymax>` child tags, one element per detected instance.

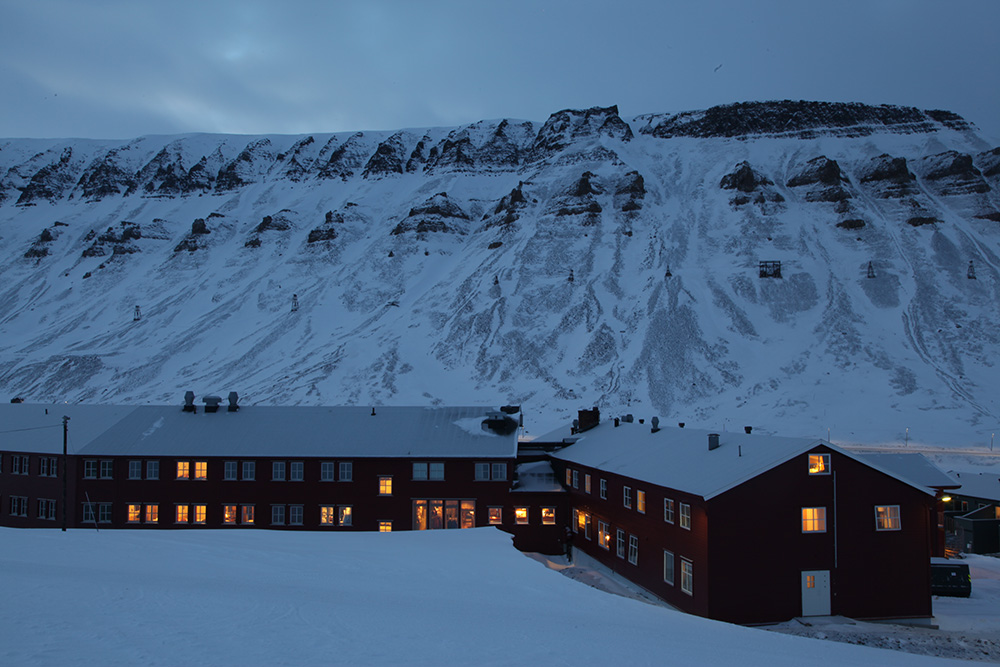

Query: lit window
<box><xmin>339</xmin><ymin>506</ymin><xmax>352</xmax><ymax>526</ymax></box>
<box><xmin>242</xmin><ymin>461</ymin><xmax>255</xmax><ymax>481</ymax></box>
<box><xmin>664</xmin><ymin>498</ymin><xmax>675</xmax><ymax>524</ymax></box>
<box><xmin>541</xmin><ymin>507</ymin><xmax>556</xmax><ymax>525</ymax></box>
<box><xmin>98</xmin><ymin>503</ymin><xmax>112</xmax><ymax>523</ymax></box>
<box><xmin>584</xmin><ymin>474</ymin><xmax>591</xmax><ymax>494</ymax></box>
<box><xmin>127</xmin><ymin>504</ymin><xmax>141</xmax><ymax>523</ymax></box>
<box><xmin>129</xmin><ymin>460</ymin><xmax>142</xmax><ymax>480</ymax></box>
<box><xmin>572</xmin><ymin>508</ymin><xmax>579</xmax><ymax>532</ymax></box>
<box><xmin>577</xmin><ymin>510</ymin><xmax>587</xmax><ymax>534</ymax></box>
<box><xmin>413</xmin><ymin>462</ymin><xmax>428</xmax><ymax>480</ymax></box>
<box><xmin>241</xmin><ymin>505</ymin><xmax>254</xmax><ymax>525</ymax></box>
<box><xmin>177</xmin><ymin>461</ymin><xmax>190</xmax><ymax>479</ymax></box>
<box><xmin>600</xmin><ymin>479</ymin><xmax>607</xmax><ymax>499</ymax></box>
<box><xmin>194</xmin><ymin>461</ymin><xmax>207</xmax><ymax>480</ymax></box>
<box><xmin>598</xmin><ymin>521</ymin><xmax>610</xmax><ymax>549</ymax></box>
<box><xmin>663</xmin><ymin>550</ymin><xmax>675</xmax><ymax>585</ymax></box>
<box><xmin>806</xmin><ymin>575</ymin><xmax>816</xmax><ymax>589</ymax></box>
<box><xmin>176</xmin><ymin>505</ymin><xmax>189</xmax><ymax>523</ymax></box>
<box><xmin>637</xmin><ymin>490</ymin><xmax>646</xmax><ymax>514</ymax></box>
<box><xmin>321</xmin><ymin>461</ymin><xmax>335</xmax><ymax>481</ymax></box>
<box><xmin>289</xmin><ymin>461</ymin><xmax>304</xmax><ymax>481</ymax></box>
<box><xmin>223</xmin><ymin>505</ymin><xmax>237</xmax><ymax>524</ymax></box>
<box><xmin>289</xmin><ymin>505</ymin><xmax>303</xmax><ymax>525</ymax></box>
<box><xmin>624</xmin><ymin>486</ymin><xmax>632</xmax><ymax>508</ymax></box>
<box><xmin>681</xmin><ymin>560</ymin><xmax>693</xmax><ymax>595</ymax></box>
<box><xmin>808</xmin><ymin>453</ymin><xmax>831</xmax><ymax>475</ymax></box>
<box><xmin>475</xmin><ymin>463</ymin><xmax>491</xmax><ymax>480</ymax></box>
<box><xmin>339</xmin><ymin>461</ymin><xmax>352</xmax><ymax>482</ymax></box>
<box><xmin>379</xmin><ymin>476</ymin><xmax>392</xmax><ymax>495</ymax></box>
<box><xmin>194</xmin><ymin>505</ymin><xmax>206</xmax><ymax>524</ymax></box>
<box><xmin>429</xmin><ymin>462</ymin><xmax>445</xmax><ymax>480</ymax></box>
<box><xmin>378</xmin><ymin>521</ymin><xmax>392</xmax><ymax>532</ymax></box>
<box><xmin>83</xmin><ymin>503</ymin><xmax>95</xmax><ymax>523</ymax></box>
<box><xmin>572</xmin><ymin>470</ymin><xmax>579</xmax><ymax>489</ymax></box>
<box><xmin>145</xmin><ymin>504</ymin><xmax>158</xmax><ymax>524</ymax></box>
<box><xmin>875</xmin><ymin>505</ymin><xmax>901</xmax><ymax>531</ymax></box>
<box><xmin>272</xmin><ymin>505</ymin><xmax>285</xmax><ymax>525</ymax></box>
<box><xmin>84</xmin><ymin>460</ymin><xmax>97</xmax><ymax>478</ymax></box>
<box><xmin>616</xmin><ymin>529</ymin><xmax>625</xmax><ymax>558</ymax></box>
<box><xmin>273</xmin><ymin>461</ymin><xmax>286</xmax><ymax>481</ymax></box>
<box><xmin>146</xmin><ymin>460</ymin><xmax>159</xmax><ymax>480</ymax></box>
<box><xmin>514</xmin><ymin>507</ymin><xmax>529</xmax><ymax>525</ymax></box>
<box><xmin>491</xmin><ymin>463</ymin><xmax>506</xmax><ymax>481</ymax></box>
<box><xmin>565</xmin><ymin>469</ymin><xmax>572</xmax><ymax>486</ymax></box>
<box><xmin>680</xmin><ymin>503</ymin><xmax>691</xmax><ymax>530</ymax></box>
<box><xmin>224</xmin><ymin>461</ymin><xmax>237</xmax><ymax>480</ymax></box>
<box><xmin>628</xmin><ymin>535</ymin><xmax>639</xmax><ymax>565</ymax></box>
<box><xmin>488</xmin><ymin>507</ymin><xmax>502</xmax><ymax>525</ymax></box>
<box><xmin>320</xmin><ymin>506</ymin><xmax>336</xmax><ymax>525</ymax></box>
<box><xmin>99</xmin><ymin>460</ymin><xmax>113</xmax><ymax>479</ymax></box>
<box><xmin>802</xmin><ymin>507</ymin><xmax>827</xmax><ymax>533</ymax></box>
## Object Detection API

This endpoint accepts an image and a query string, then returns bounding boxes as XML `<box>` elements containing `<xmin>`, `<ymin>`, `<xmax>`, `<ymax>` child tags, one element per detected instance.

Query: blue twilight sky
<box><xmin>1</xmin><ymin>0</ymin><xmax>997</xmax><ymax>141</ymax></box>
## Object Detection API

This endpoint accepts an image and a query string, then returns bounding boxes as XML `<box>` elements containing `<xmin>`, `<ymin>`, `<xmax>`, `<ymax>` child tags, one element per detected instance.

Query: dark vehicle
<box><xmin>930</xmin><ymin>558</ymin><xmax>971</xmax><ymax>597</ymax></box>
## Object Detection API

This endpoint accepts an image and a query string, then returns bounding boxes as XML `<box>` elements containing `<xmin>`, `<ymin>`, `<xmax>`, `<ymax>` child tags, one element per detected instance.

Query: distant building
<box><xmin>946</xmin><ymin>471</ymin><xmax>1000</xmax><ymax>554</ymax></box>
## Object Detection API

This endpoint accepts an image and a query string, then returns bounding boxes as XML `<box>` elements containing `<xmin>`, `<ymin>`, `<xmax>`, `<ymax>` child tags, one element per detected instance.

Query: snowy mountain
<box><xmin>1</xmin><ymin>101</ymin><xmax>998</xmax><ymax>447</ymax></box>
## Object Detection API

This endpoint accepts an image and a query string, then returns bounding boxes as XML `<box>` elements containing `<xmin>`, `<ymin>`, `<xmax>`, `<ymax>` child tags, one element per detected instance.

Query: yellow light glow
<box><xmin>177</xmin><ymin>461</ymin><xmax>190</xmax><ymax>479</ymax></box>
<box><xmin>194</xmin><ymin>461</ymin><xmax>207</xmax><ymax>480</ymax></box>
<box><xmin>379</xmin><ymin>521</ymin><xmax>392</xmax><ymax>532</ymax></box>
<box><xmin>940</xmin><ymin>496</ymin><xmax>952</xmax><ymax>503</ymax></box>
<box><xmin>514</xmin><ymin>507</ymin><xmax>528</xmax><ymax>524</ymax></box>
<box><xmin>807</xmin><ymin>454</ymin><xmax>828</xmax><ymax>474</ymax></box>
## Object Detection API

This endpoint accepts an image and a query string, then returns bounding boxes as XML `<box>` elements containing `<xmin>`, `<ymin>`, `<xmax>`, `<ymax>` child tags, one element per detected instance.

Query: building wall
<box><xmin>0</xmin><ymin>451</ymin><xmax>73</xmax><ymax>529</ymax></box>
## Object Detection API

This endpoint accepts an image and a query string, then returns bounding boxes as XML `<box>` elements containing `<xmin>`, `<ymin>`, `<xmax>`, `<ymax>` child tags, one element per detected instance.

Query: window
<box><xmin>339</xmin><ymin>506</ymin><xmax>352</xmax><ymax>526</ymax></box>
<box><xmin>616</xmin><ymin>529</ymin><xmax>625</xmax><ymax>558</ymax></box>
<box><xmin>242</xmin><ymin>505</ymin><xmax>254</xmax><ymax>525</ymax></box>
<box><xmin>491</xmin><ymin>463</ymin><xmax>506</xmax><ymax>481</ymax></box>
<box><xmin>177</xmin><ymin>461</ymin><xmax>190</xmax><ymax>480</ymax></box>
<box><xmin>628</xmin><ymin>535</ymin><xmax>639</xmax><ymax>565</ymax></box>
<box><xmin>514</xmin><ymin>507</ymin><xmax>529</xmax><ymax>525</ymax></box>
<box><xmin>146</xmin><ymin>460</ymin><xmax>159</xmax><ymax>480</ymax></box>
<box><xmin>378</xmin><ymin>521</ymin><xmax>392</xmax><ymax>532</ymax></box>
<box><xmin>637</xmin><ymin>490</ymin><xmax>646</xmax><ymax>514</ymax></box>
<box><xmin>429</xmin><ymin>462</ymin><xmax>444</xmax><ymax>480</ymax></box>
<box><xmin>194</xmin><ymin>505</ymin><xmax>206</xmax><ymax>524</ymax></box>
<box><xmin>598</xmin><ymin>521</ymin><xmax>610</xmax><ymax>549</ymax></box>
<box><xmin>40</xmin><ymin>457</ymin><xmax>57</xmax><ymax>477</ymax></box>
<box><xmin>339</xmin><ymin>461</ymin><xmax>353</xmax><ymax>482</ymax></box>
<box><xmin>584</xmin><ymin>474</ymin><xmax>591</xmax><ymax>494</ymax></box>
<box><xmin>321</xmin><ymin>461</ymin><xmax>336</xmax><ymax>481</ymax></box>
<box><xmin>680</xmin><ymin>503</ymin><xmax>691</xmax><ymax>530</ymax></box>
<box><xmin>475</xmin><ymin>463</ymin><xmax>490</xmax><ymax>480</ymax></box>
<box><xmin>320</xmin><ymin>506</ymin><xmax>337</xmax><ymax>526</ymax></box>
<box><xmin>224</xmin><ymin>461</ymin><xmax>237</xmax><ymax>480</ymax></box>
<box><xmin>576</xmin><ymin>510</ymin><xmax>587</xmax><ymax>535</ymax></box>
<box><xmin>663</xmin><ymin>550</ymin><xmax>675</xmax><ymax>585</ymax></box>
<box><xmin>12</xmin><ymin>454</ymin><xmax>28</xmax><ymax>475</ymax></box>
<box><xmin>37</xmin><ymin>499</ymin><xmax>56</xmax><ymax>520</ymax></box>
<box><xmin>624</xmin><ymin>486</ymin><xmax>632</xmax><ymax>509</ymax></box>
<box><xmin>572</xmin><ymin>508</ymin><xmax>579</xmax><ymax>532</ymax></box>
<box><xmin>600</xmin><ymin>479</ymin><xmax>607</xmax><ymax>499</ymax></box>
<box><xmin>808</xmin><ymin>453</ymin><xmax>831</xmax><ymax>475</ymax></box>
<box><xmin>572</xmin><ymin>470</ymin><xmax>579</xmax><ymax>489</ymax></box>
<box><xmin>541</xmin><ymin>507</ymin><xmax>556</xmax><ymax>525</ymax></box>
<box><xmin>413</xmin><ymin>462</ymin><xmax>428</xmax><ymax>480</ymax></box>
<box><xmin>9</xmin><ymin>496</ymin><xmax>28</xmax><ymax>517</ymax></box>
<box><xmin>681</xmin><ymin>560</ymin><xmax>693</xmax><ymax>595</ymax></box>
<box><xmin>272</xmin><ymin>505</ymin><xmax>285</xmax><ymax>525</ymax></box>
<box><xmin>145</xmin><ymin>504</ymin><xmax>159</xmax><ymax>524</ymax></box>
<box><xmin>273</xmin><ymin>461</ymin><xmax>286</xmax><ymax>481</ymax></box>
<box><xmin>289</xmin><ymin>505</ymin><xmax>303</xmax><ymax>525</ymax></box>
<box><xmin>477</xmin><ymin>462</ymin><xmax>507</xmax><ymax>481</ymax></box>
<box><xmin>875</xmin><ymin>505</ymin><xmax>901</xmax><ymax>531</ymax></box>
<box><xmin>83</xmin><ymin>503</ymin><xmax>95</xmax><ymax>523</ymax></box>
<box><xmin>664</xmin><ymin>498</ymin><xmax>675</xmax><ymax>524</ymax></box>
<box><xmin>565</xmin><ymin>468</ymin><xmax>572</xmax><ymax>486</ymax></box>
<box><xmin>242</xmin><ymin>461</ymin><xmax>255</xmax><ymax>481</ymax></box>
<box><xmin>84</xmin><ymin>460</ymin><xmax>97</xmax><ymax>478</ymax></box>
<box><xmin>379</xmin><ymin>476</ymin><xmax>392</xmax><ymax>495</ymax></box>
<box><xmin>289</xmin><ymin>461</ymin><xmax>304</xmax><ymax>481</ymax></box>
<box><xmin>488</xmin><ymin>507</ymin><xmax>502</xmax><ymax>525</ymax></box>
<box><xmin>176</xmin><ymin>505</ymin><xmax>189</xmax><ymax>523</ymax></box>
<box><xmin>802</xmin><ymin>507</ymin><xmax>827</xmax><ymax>533</ymax></box>
<box><xmin>127</xmin><ymin>504</ymin><xmax>141</xmax><ymax>523</ymax></box>
<box><xmin>98</xmin><ymin>503</ymin><xmax>112</xmax><ymax>523</ymax></box>
<box><xmin>223</xmin><ymin>505</ymin><xmax>237</xmax><ymax>525</ymax></box>
<box><xmin>194</xmin><ymin>461</ymin><xmax>207</xmax><ymax>480</ymax></box>
<box><xmin>100</xmin><ymin>460</ymin><xmax>113</xmax><ymax>479</ymax></box>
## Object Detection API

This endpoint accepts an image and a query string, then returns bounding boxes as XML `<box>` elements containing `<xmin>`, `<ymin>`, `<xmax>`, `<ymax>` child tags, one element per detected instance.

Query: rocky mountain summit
<box><xmin>1</xmin><ymin>100</ymin><xmax>998</xmax><ymax>445</ymax></box>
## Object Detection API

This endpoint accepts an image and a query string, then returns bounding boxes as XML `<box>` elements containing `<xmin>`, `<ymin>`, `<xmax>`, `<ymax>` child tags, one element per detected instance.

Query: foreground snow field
<box><xmin>0</xmin><ymin>527</ymin><xmax>980</xmax><ymax>666</ymax></box>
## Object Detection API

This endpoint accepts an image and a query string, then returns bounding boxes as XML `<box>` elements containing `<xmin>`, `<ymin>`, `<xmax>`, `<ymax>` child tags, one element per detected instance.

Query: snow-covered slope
<box><xmin>1</xmin><ymin>101</ymin><xmax>998</xmax><ymax>446</ymax></box>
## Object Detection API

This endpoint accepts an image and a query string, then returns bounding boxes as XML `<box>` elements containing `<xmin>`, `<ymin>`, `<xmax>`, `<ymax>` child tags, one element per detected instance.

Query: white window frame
<box><xmin>663</xmin><ymin>550</ymin><xmax>675</xmax><ymax>585</ymax></box>
<box><xmin>242</xmin><ymin>461</ymin><xmax>255</xmax><ymax>481</ymax></box>
<box><xmin>321</xmin><ymin>461</ymin><xmax>336</xmax><ymax>482</ymax></box>
<box><xmin>680</xmin><ymin>502</ymin><xmax>691</xmax><ymax>530</ymax></box>
<box><xmin>616</xmin><ymin>528</ymin><xmax>625</xmax><ymax>558</ymax></box>
<box><xmin>128</xmin><ymin>460</ymin><xmax>142</xmax><ymax>480</ymax></box>
<box><xmin>600</xmin><ymin>479</ymin><xmax>607</xmax><ymax>499</ymax></box>
<box><xmin>84</xmin><ymin>459</ymin><xmax>97</xmax><ymax>479</ymax></box>
<box><xmin>429</xmin><ymin>462</ymin><xmax>445</xmax><ymax>481</ymax></box>
<box><xmin>681</xmin><ymin>560</ymin><xmax>693</xmax><ymax>595</ymax></box>
<box><xmin>491</xmin><ymin>462</ymin><xmax>507</xmax><ymax>481</ymax></box>
<box><xmin>339</xmin><ymin>461</ymin><xmax>353</xmax><ymax>482</ymax></box>
<box><xmin>475</xmin><ymin>463</ymin><xmax>491</xmax><ymax>480</ymax></box>
<box><xmin>272</xmin><ymin>505</ymin><xmax>285</xmax><ymax>525</ymax></box>
<box><xmin>290</xmin><ymin>461</ymin><xmax>304</xmax><ymax>481</ymax></box>
<box><xmin>146</xmin><ymin>460</ymin><xmax>159</xmax><ymax>480</ymax></box>
<box><xmin>808</xmin><ymin>453</ymin><xmax>831</xmax><ymax>475</ymax></box>
<box><xmin>624</xmin><ymin>486</ymin><xmax>632</xmax><ymax>509</ymax></box>
<box><xmin>802</xmin><ymin>507</ymin><xmax>827</xmax><ymax>533</ymax></box>
<box><xmin>272</xmin><ymin>461</ymin><xmax>286</xmax><ymax>481</ymax></box>
<box><xmin>99</xmin><ymin>460</ymin><xmax>113</xmax><ymax>479</ymax></box>
<box><xmin>572</xmin><ymin>470</ymin><xmax>579</xmax><ymax>489</ymax></box>
<box><xmin>224</xmin><ymin>461</ymin><xmax>237</xmax><ymax>481</ymax></box>
<box><xmin>875</xmin><ymin>505</ymin><xmax>901</xmax><ymax>531</ymax></box>
<box><xmin>628</xmin><ymin>535</ymin><xmax>639</xmax><ymax>565</ymax></box>
<box><xmin>413</xmin><ymin>462</ymin><xmax>429</xmax><ymax>480</ymax></box>
<box><xmin>598</xmin><ymin>520</ymin><xmax>610</xmax><ymax>550</ymax></box>
<box><xmin>289</xmin><ymin>505</ymin><xmax>303</xmax><ymax>525</ymax></box>
<box><xmin>664</xmin><ymin>498</ymin><xmax>675</xmax><ymax>523</ymax></box>
<box><xmin>339</xmin><ymin>505</ymin><xmax>353</xmax><ymax>526</ymax></box>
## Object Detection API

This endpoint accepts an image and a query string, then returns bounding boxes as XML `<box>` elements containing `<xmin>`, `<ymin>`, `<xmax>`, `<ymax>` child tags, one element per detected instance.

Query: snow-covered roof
<box><xmin>0</xmin><ymin>404</ymin><xmax>518</xmax><ymax>458</ymax></box>
<box><xmin>513</xmin><ymin>460</ymin><xmax>563</xmax><ymax>493</ymax></box>
<box><xmin>948</xmin><ymin>471</ymin><xmax>1000</xmax><ymax>502</ymax></box>
<box><xmin>860</xmin><ymin>453</ymin><xmax>960</xmax><ymax>491</ymax></box>
<box><xmin>546</xmin><ymin>420</ymin><xmax>933</xmax><ymax>500</ymax></box>
<box><xmin>0</xmin><ymin>404</ymin><xmax>136</xmax><ymax>454</ymax></box>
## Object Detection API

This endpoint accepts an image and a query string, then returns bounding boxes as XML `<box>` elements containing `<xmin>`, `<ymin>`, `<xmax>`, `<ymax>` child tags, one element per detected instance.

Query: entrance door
<box><xmin>801</xmin><ymin>570</ymin><xmax>831</xmax><ymax>616</ymax></box>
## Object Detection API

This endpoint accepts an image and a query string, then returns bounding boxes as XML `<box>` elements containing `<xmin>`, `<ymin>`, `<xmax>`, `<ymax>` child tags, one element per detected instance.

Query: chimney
<box><xmin>678</xmin><ymin>422</ymin><xmax>685</xmax><ymax>428</ymax></box>
<box><xmin>577</xmin><ymin>407</ymin><xmax>600</xmax><ymax>433</ymax></box>
<box><xmin>708</xmin><ymin>433</ymin><xmax>720</xmax><ymax>450</ymax></box>
<box><xmin>227</xmin><ymin>392</ymin><xmax>239</xmax><ymax>412</ymax></box>
<box><xmin>614</xmin><ymin>417</ymin><xmax>620</xmax><ymax>427</ymax></box>
<box><xmin>203</xmin><ymin>396</ymin><xmax>222</xmax><ymax>413</ymax></box>
<box><xmin>744</xmin><ymin>426</ymin><xmax>752</xmax><ymax>434</ymax></box>
<box><xmin>182</xmin><ymin>391</ymin><xmax>196</xmax><ymax>413</ymax></box>
<box><xmin>651</xmin><ymin>416</ymin><xmax>660</xmax><ymax>433</ymax></box>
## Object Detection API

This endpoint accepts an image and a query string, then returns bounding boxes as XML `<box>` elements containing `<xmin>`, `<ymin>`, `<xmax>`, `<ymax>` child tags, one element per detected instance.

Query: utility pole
<box><xmin>62</xmin><ymin>415</ymin><xmax>69</xmax><ymax>532</ymax></box>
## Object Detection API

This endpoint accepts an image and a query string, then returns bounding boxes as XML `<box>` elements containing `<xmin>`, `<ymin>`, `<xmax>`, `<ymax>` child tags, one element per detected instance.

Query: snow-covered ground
<box><xmin>0</xmin><ymin>527</ymin><xmax>992</xmax><ymax>666</ymax></box>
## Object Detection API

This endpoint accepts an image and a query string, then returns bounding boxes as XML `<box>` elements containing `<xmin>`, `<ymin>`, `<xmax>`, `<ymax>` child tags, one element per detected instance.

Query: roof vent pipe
<box><xmin>614</xmin><ymin>417</ymin><xmax>620</xmax><ymax>427</ymax></box>
<box><xmin>371</xmin><ymin>407</ymin><xmax>376</xmax><ymax>416</ymax></box>
<box><xmin>744</xmin><ymin>426</ymin><xmax>752</xmax><ymax>434</ymax></box>
<box><xmin>203</xmin><ymin>396</ymin><xmax>222</xmax><ymax>413</ymax></box>
<box><xmin>228</xmin><ymin>392</ymin><xmax>239</xmax><ymax>412</ymax></box>
<box><xmin>183</xmin><ymin>391</ymin><xmax>196</xmax><ymax>413</ymax></box>
<box><xmin>651</xmin><ymin>416</ymin><xmax>660</xmax><ymax>433</ymax></box>
<box><xmin>709</xmin><ymin>433</ymin><xmax>721</xmax><ymax>450</ymax></box>
<box><xmin>678</xmin><ymin>422</ymin><xmax>685</xmax><ymax>428</ymax></box>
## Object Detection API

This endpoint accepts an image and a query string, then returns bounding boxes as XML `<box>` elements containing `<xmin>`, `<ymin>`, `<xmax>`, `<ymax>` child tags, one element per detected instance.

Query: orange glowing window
<box><xmin>802</xmin><ymin>507</ymin><xmax>826</xmax><ymax>533</ymax></box>
<box><xmin>338</xmin><ymin>506</ymin><xmax>352</xmax><ymax>526</ymax></box>
<box><xmin>242</xmin><ymin>505</ymin><xmax>254</xmax><ymax>525</ymax></box>
<box><xmin>577</xmin><ymin>510</ymin><xmax>587</xmax><ymax>532</ymax></box>
<box><xmin>176</xmin><ymin>505</ymin><xmax>189</xmax><ymax>523</ymax></box>
<box><xmin>223</xmin><ymin>504</ymin><xmax>237</xmax><ymax>524</ymax></box>
<box><xmin>379</xmin><ymin>476</ymin><xmax>392</xmax><ymax>496</ymax></box>
<box><xmin>806</xmin><ymin>575</ymin><xmax>816</xmax><ymax>589</ymax></box>
<box><xmin>145</xmin><ymin>504</ymin><xmax>158</xmax><ymax>524</ymax></box>
<box><xmin>320</xmin><ymin>506</ymin><xmax>336</xmax><ymax>525</ymax></box>
<box><xmin>488</xmin><ymin>507</ymin><xmax>502</xmax><ymax>525</ymax></box>
<box><xmin>808</xmin><ymin>454</ymin><xmax>830</xmax><ymax>475</ymax></box>
<box><xmin>378</xmin><ymin>521</ymin><xmax>392</xmax><ymax>532</ymax></box>
<box><xmin>194</xmin><ymin>505</ymin><xmax>207</xmax><ymax>524</ymax></box>
<box><xmin>514</xmin><ymin>507</ymin><xmax>529</xmax><ymax>525</ymax></box>
<box><xmin>541</xmin><ymin>507</ymin><xmax>556</xmax><ymax>525</ymax></box>
<box><xmin>194</xmin><ymin>461</ymin><xmax>207</xmax><ymax>480</ymax></box>
<box><xmin>598</xmin><ymin>521</ymin><xmax>610</xmax><ymax>549</ymax></box>
<box><xmin>127</xmin><ymin>504</ymin><xmax>141</xmax><ymax>523</ymax></box>
<box><xmin>177</xmin><ymin>461</ymin><xmax>190</xmax><ymax>479</ymax></box>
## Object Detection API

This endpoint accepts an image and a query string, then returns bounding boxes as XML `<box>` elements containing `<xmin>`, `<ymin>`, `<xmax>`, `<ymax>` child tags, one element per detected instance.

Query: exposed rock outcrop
<box><xmin>786</xmin><ymin>156</ymin><xmax>851</xmax><ymax>203</ymax></box>
<box><xmin>915</xmin><ymin>151</ymin><xmax>990</xmax><ymax>196</ymax></box>
<box><xmin>859</xmin><ymin>154</ymin><xmax>917</xmax><ymax>198</ymax></box>
<box><xmin>391</xmin><ymin>193</ymin><xmax>470</xmax><ymax>236</ymax></box>
<box><xmin>531</xmin><ymin>106</ymin><xmax>633</xmax><ymax>159</ymax></box>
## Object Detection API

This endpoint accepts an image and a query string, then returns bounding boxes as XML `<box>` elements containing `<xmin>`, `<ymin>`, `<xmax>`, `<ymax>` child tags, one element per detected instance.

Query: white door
<box><xmin>801</xmin><ymin>570</ymin><xmax>831</xmax><ymax>616</ymax></box>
